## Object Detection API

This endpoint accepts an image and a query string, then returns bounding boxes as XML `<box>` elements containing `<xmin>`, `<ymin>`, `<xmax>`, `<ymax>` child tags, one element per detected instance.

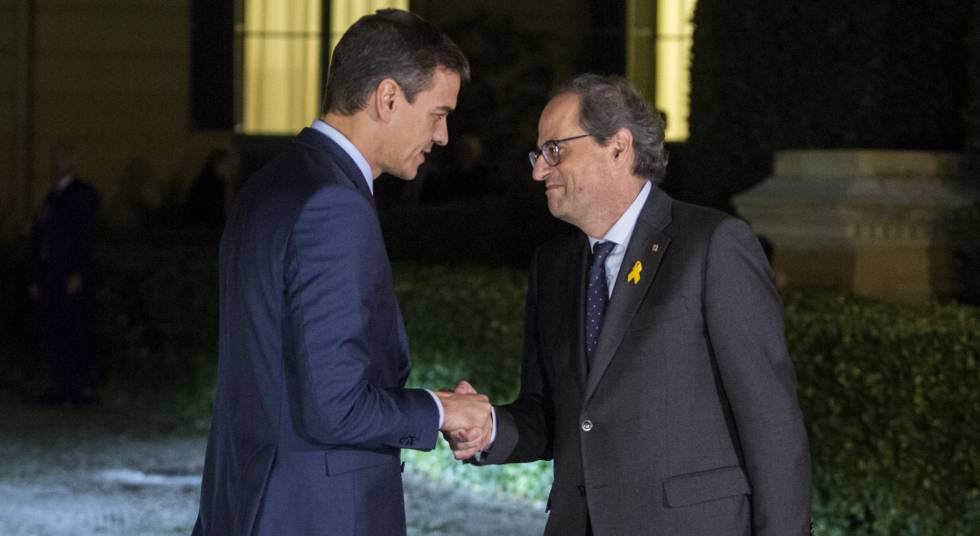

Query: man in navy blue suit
<box><xmin>29</xmin><ymin>143</ymin><xmax>99</xmax><ymax>405</ymax></box>
<box><xmin>193</xmin><ymin>10</ymin><xmax>489</xmax><ymax>536</ymax></box>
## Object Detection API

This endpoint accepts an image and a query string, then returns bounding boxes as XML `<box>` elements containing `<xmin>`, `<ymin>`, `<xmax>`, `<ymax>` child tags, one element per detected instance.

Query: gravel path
<box><xmin>0</xmin><ymin>392</ymin><xmax>546</xmax><ymax>535</ymax></box>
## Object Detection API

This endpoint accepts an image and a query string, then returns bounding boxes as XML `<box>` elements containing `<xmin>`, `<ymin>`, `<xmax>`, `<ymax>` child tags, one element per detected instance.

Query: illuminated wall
<box><xmin>239</xmin><ymin>0</ymin><xmax>408</xmax><ymax>135</ymax></box>
<box><xmin>628</xmin><ymin>0</ymin><xmax>696</xmax><ymax>142</ymax></box>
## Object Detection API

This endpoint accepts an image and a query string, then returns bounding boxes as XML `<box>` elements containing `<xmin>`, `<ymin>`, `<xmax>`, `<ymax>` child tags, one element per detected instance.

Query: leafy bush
<box><xmin>94</xmin><ymin>232</ymin><xmax>219</xmax><ymax>424</ymax></box>
<box><xmin>687</xmin><ymin>0</ymin><xmax>973</xmax><ymax>208</ymax></box>
<box><xmin>949</xmin><ymin>202</ymin><xmax>980</xmax><ymax>305</ymax></box>
<box><xmin>380</xmin><ymin>194</ymin><xmax>573</xmax><ymax>270</ymax></box>
<box><xmin>394</xmin><ymin>264</ymin><xmax>551</xmax><ymax>502</ymax></box>
<box><xmin>0</xmin><ymin>239</ymin><xmax>36</xmax><ymax>390</ymax></box>
<box><xmin>786</xmin><ymin>292</ymin><xmax>980</xmax><ymax>535</ymax></box>
<box><xmin>17</xmin><ymin>236</ymin><xmax>979</xmax><ymax>524</ymax></box>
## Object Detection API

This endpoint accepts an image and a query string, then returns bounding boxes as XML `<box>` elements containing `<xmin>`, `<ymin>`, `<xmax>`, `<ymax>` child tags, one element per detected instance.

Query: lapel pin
<box><xmin>627</xmin><ymin>260</ymin><xmax>643</xmax><ymax>284</ymax></box>
<box><xmin>651</xmin><ymin>243</ymin><xmax>660</xmax><ymax>253</ymax></box>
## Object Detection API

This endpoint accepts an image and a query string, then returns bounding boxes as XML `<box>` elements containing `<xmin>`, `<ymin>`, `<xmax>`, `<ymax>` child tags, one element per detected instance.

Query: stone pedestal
<box><xmin>733</xmin><ymin>150</ymin><xmax>979</xmax><ymax>302</ymax></box>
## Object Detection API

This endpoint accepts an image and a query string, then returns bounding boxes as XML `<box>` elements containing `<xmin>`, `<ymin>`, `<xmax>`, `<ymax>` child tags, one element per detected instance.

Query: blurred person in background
<box><xmin>28</xmin><ymin>143</ymin><xmax>99</xmax><ymax>405</ymax></box>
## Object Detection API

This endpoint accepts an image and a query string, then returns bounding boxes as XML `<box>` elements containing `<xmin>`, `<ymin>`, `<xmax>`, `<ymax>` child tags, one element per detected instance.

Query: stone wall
<box><xmin>734</xmin><ymin>150</ymin><xmax>979</xmax><ymax>302</ymax></box>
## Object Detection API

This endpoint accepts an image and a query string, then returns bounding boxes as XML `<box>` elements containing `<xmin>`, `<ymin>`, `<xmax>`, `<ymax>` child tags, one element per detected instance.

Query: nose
<box><xmin>433</xmin><ymin>117</ymin><xmax>449</xmax><ymax>146</ymax></box>
<box><xmin>531</xmin><ymin>156</ymin><xmax>550</xmax><ymax>182</ymax></box>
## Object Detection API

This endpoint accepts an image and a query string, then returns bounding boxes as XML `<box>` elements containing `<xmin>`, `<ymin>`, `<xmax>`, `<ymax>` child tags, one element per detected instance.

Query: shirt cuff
<box><xmin>489</xmin><ymin>406</ymin><xmax>497</xmax><ymax>446</ymax></box>
<box><xmin>425</xmin><ymin>389</ymin><xmax>445</xmax><ymax>429</ymax></box>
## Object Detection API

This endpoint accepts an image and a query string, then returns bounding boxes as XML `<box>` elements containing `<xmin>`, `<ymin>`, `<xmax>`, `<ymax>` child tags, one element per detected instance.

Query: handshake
<box><xmin>435</xmin><ymin>381</ymin><xmax>493</xmax><ymax>460</ymax></box>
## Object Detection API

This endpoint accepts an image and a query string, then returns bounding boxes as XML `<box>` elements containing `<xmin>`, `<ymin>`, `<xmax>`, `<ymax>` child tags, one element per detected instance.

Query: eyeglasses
<box><xmin>528</xmin><ymin>134</ymin><xmax>591</xmax><ymax>168</ymax></box>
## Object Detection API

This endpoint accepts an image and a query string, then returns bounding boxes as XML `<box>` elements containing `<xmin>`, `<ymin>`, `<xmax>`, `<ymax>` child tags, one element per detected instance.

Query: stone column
<box><xmin>733</xmin><ymin>150</ymin><xmax>979</xmax><ymax>302</ymax></box>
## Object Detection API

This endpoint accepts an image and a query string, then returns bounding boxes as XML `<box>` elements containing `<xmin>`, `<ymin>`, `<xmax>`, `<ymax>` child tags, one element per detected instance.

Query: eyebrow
<box><xmin>434</xmin><ymin>105</ymin><xmax>454</xmax><ymax>114</ymax></box>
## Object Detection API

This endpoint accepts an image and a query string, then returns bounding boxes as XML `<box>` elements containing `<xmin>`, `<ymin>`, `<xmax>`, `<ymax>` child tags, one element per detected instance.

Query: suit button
<box><xmin>581</xmin><ymin>420</ymin><xmax>593</xmax><ymax>432</ymax></box>
<box><xmin>577</xmin><ymin>485</ymin><xmax>586</xmax><ymax>496</ymax></box>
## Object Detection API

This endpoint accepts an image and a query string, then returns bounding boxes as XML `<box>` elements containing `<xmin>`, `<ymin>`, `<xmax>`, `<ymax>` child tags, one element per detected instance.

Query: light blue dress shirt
<box><xmin>310</xmin><ymin>119</ymin><xmax>375</xmax><ymax>195</ymax></box>
<box><xmin>588</xmin><ymin>180</ymin><xmax>652</xmax><ymax>297</ymax></box>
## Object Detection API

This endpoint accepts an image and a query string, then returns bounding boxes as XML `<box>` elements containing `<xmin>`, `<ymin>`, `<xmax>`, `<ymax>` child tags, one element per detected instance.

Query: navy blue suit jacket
<box><xmin>193</xmin><ymin>128</ymin><xmax>439</xmax><ymax>536</ymax></box>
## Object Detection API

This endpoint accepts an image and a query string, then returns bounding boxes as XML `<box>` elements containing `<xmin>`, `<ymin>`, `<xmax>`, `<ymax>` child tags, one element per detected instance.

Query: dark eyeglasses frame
<box><xmin>528</xmin><ymin>134</ymin><xmax>591</xmax><ymax>168</ymax></box>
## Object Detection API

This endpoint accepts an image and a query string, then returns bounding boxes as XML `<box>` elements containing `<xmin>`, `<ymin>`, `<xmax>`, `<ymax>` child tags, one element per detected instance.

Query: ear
<box><xmin>610</xmin><ymin>128</ymin><xmax>633</xmax><ymax>163</ymax></box>
<box><xmin>373</xmin><ymin>78</ymin><xmax>401</xmax><ymax>123</ymax></box>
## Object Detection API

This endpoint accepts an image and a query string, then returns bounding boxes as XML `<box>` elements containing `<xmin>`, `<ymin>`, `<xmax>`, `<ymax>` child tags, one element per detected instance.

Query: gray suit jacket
<box><xmin>482</xmin><ymin>185</ymin><xmax>811</xmax><ymax>535</ymax></box>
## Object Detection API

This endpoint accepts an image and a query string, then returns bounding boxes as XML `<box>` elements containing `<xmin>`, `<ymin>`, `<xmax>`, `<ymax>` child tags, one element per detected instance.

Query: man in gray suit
<box><xmin>450</xmin><ymin>74</ymin><xmax>811</xmax><ymax>535</ymax></box>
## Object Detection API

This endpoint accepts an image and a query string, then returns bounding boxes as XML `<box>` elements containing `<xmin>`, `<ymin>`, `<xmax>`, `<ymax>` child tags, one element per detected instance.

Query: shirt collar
<box><xmin>311</xmin><ymin>119</ymin><xmax>374</xmax><ymax>195</ymax></box>
<box><xmin>588</xmin><ymin>180</ymin><xmax>652</xmax><ymax>250</ymax></box>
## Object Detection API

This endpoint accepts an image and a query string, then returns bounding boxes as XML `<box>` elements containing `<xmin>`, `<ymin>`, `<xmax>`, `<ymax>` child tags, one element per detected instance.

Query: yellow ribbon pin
<box><xmin>626</xmin><ymin>260</ymin><xmax>642</xmax><ymax>284</ymax></box>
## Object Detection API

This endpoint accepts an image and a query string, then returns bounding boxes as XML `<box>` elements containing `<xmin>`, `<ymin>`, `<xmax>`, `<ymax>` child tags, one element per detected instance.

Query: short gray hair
<box><xmin>557</xmin><ymin>74</ymin><xmax>668</xmax><ymax>181</ymax></box>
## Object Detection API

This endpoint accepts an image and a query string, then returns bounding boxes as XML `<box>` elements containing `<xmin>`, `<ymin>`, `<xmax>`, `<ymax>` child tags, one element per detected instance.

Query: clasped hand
<box><xmin>435</xmin><ymin>380</ymin><xmax>493</xmax><ymax>460</ymax></box>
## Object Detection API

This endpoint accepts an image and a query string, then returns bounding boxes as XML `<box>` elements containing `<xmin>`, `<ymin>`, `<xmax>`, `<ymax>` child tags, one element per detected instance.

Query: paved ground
<box><xmin>0</xmin><ymin>391</ymin><xmax>546</xmax><ymax>535</ymax></box>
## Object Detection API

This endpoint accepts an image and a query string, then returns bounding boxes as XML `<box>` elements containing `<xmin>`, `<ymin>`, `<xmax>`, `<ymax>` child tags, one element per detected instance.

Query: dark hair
<box><xmin>557</xmin><ymin>74</ymin><xmax>668</xmax><ymax>181</ymax></box>
<box><xmin>323</xmin><ymin>9</ymin><xmax>470</xmax><ymax>115</ymax></box>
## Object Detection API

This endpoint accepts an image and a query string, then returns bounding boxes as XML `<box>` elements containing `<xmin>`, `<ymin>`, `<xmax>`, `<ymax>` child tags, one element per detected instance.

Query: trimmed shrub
<box><xmin>687</xmin><ymin>0</ymin><xmax>973</xmax><ymax>208</ymax></box>
<box><xmin>93</xmin><ymin>231</ymin><xmax>219</xmax><ymax>422</ymax></box>
<box><xmin>10</xmin><ymin>236</ymin><xmax>978</xmax><ymax>525</ymax></box>
<box><xmin>380</xmin><ymin>194</ymin><xmax>574</xmax><ymax>269</ymax></box>
<box><xmin>949</xmin><ymin>202</ymin><xmax>980</xmax><ymax>304</ymax></box>
<box><xmin>786</xmin><ymin>292</ymin><xmax>980</xmax><ymax>534</ymax></box>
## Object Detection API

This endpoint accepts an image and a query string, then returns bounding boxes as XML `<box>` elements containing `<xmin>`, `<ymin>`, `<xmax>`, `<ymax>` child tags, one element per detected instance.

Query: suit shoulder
<box><xmin>670</xmin><ymin>199</ymin><xmax>730</xmax><ymax>230</ymax></box>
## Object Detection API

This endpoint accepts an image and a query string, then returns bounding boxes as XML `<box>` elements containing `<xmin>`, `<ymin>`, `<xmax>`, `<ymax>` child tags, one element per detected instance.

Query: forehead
<box><xmin>537</xmin><ymin>92</ymin><xmax>582</xmax><ymax>144</ymax></box>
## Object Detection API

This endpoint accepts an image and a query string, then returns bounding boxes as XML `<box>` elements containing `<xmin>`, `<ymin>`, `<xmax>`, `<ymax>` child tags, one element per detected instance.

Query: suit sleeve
<box><xmin>703</xmin><ymin>218</ymin><xmax>812</xmax><ymax>535</ymax></box>
<box><xmin>480</xmin><ymin>247</ymin><xmax>554</xmax><ymax>465</ymax></box>
<box><xmin>284</xmin><ymin>185</ymin><xmax>439</xmax><ymax>451</ymax></box>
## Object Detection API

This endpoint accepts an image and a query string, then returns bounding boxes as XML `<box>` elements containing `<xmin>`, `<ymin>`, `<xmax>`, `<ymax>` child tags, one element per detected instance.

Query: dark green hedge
<box><xmin>786</xmin><ymin>292</ymin><xmax>980</xmax><ymax>535</ymax></box>
<box><xmin>949</xmin><ymin>202</ymin><xmax>980</xmax><ymax>304</ymax></box>
<box><xmin>687</xmin><ymin>0</ymin><xmax>973</xmax><ymax>207</ymax></box>
<box><xmin>92</xmin><ymin>233</ymin><xmax>219</xmax><ymax>421</ymax></box>
<box><xmin>5</xmin><ymin>239</ymin><xmax>979</xmax><ymax>528</ymax></box>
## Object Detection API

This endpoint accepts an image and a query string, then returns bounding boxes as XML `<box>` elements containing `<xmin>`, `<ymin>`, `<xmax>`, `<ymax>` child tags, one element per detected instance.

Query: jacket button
<box><xmin>577</xmin><ymin>485</ymin><xmax>586</xmax><ymax>496</ymax></box>
<box><xmin>581</xmin><ymin>420</ymin><xmax>593</xmax><ymax>432</ymax></box>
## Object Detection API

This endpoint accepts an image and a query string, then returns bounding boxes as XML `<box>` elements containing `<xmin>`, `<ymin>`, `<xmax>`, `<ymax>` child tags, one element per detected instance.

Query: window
<box><xmin>627</xmin><ymin>0</ymin><xmax>697</xmax><ymax>142</ymax></box>
<box><xmin>329</xmin><ymin>1</ymin><xmax>409</xmax><ymax>56</ymax></box>
<box><xmin>236</xmin><ymin>0</ymin><xmax>408</xmax><ymax>135</ymax></box>
<box><xmin>236</xmin><ymin>1</ymin><xmax>324</xmax><ymax>134</ymax></box>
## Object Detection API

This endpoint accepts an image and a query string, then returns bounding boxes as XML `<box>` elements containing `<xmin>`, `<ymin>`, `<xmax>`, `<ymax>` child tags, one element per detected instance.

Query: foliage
<box><xmin>394</xmin><ymin>264</ymin><xmax>551</xmax><ymax>502</ymax></box>
<box><xmin>786</xmin><ymin>292</ymin><xmax>980</xmax><ymax>535</ymax></box>
<box><xmin>93</xmin><ymin>230</ymin><xmax>219</xmax><ymax>426</ymax></box>
<box><xmin>9</xmin><ymin>236</ymin><xmax>980</xmax><ymax>525</ymax></box>
<box><xmin>0</xmin><ymin>239</ymin><xmax>36</xmax><ymax>390</ymax></box>
<box><xmin>687</xmin><ymin>0</ymin><xmax>973</xmax><ymax>208</ymax></box>
<box><xmin>380</xmin><ymin>194</ymin><xmax>574</xmax><ymax>270</ymax></box>
<box><xmin>949</xmin><ymin>202</ymin><xmax>980</xmax><ymax>305</ymax></box>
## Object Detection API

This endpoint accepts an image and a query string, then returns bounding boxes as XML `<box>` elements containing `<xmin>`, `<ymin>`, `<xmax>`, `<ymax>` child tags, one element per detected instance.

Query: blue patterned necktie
<box><xmin>585</xmin><ymin>241</ymin><xmax>616</xmax><ymax>368</ymax></box>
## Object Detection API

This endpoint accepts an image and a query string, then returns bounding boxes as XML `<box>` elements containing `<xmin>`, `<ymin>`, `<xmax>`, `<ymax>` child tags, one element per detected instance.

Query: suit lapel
<box><xmin>583</xmin><ymin>186</ymin><xmax>673</xmax><ymax>405</ymax></box>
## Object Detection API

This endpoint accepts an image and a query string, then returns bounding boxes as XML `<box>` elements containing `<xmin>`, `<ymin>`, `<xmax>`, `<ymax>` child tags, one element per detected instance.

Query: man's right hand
<box><xmin>445</xmin><ymin>381</ymin><xmax>494</xmax><ymax>459</ymax></box>
<box><xmin>436</xmin><ymin>389</ymin><xmax>491</xmax><ymax>435</ymax></box>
